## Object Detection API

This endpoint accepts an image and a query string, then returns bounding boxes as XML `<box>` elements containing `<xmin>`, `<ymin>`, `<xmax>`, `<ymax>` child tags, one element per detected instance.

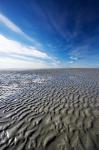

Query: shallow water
<box><xmin>0</xmin><ymin>69</ymin><xmax>99</xmax><ymax>150</ymax></box>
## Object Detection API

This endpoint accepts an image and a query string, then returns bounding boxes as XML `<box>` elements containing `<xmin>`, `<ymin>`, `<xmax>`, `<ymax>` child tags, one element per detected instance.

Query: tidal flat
<box><xmin>0</xmin><ymin>69</ymin><xmax>99</xmax><ymax>150</ymax></box>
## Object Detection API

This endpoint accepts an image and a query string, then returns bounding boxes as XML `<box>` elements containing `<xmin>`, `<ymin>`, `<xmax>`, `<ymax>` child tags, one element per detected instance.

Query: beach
<box><xmin>0</xmin><ymin>69</ymin><xmax>99</xmax><ymax>150</ymax></box>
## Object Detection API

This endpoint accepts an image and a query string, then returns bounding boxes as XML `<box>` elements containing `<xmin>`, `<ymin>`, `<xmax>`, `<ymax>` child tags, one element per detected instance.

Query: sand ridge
<box><xmin>0</xmin><ymin>69</ymin><xmax>99</xmax><ymax>150</ymax></box>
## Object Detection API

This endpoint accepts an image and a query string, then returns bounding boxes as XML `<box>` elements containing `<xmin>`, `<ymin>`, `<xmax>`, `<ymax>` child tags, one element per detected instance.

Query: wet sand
<box><xmin>0</xmin><ymin>69</ymin><xmax>99</xmax><ymax>150</ymax></box>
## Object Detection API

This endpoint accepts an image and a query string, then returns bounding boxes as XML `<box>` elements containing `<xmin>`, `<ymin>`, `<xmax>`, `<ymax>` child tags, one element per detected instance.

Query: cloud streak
<box><xmin>0</xmin><ymin>57</ymin><xmax>50</xmax><ymax>69</ymax></box>
<box><xmin>0</xmin><ymin>13</ymin><xmax>32</xmax><ymax>41</ymax></box>
<box><xmin>0</xmin><ymin>34</ymin><xmax>49</xmax><ymax>59</ymax></box>
<box><xmin>0</xmin><ymin>34</ymin><xmax>61</xmax><ymax>69</ymax></box>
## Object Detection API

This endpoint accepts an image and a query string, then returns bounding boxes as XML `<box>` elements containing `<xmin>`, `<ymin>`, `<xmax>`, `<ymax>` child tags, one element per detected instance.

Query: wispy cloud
<box><xmin>68</xmin><ymin>49</ymin><xmax>80</xmax><ymax>64</ymax></box>
<box><xmin>66</xmin><ymin>44</ymin><xmax>99</xmax><ymax>68</ymax></box>
<box><xmin>68</xmin><ymin>61</ymin><xmax>74</xmax><ymax>64</ymax></box>
<box><xmin>69</xmin><ymin>49</ymin><xmax>81</xmax><ymax>58</ymax></box>
<box><xmin>69</xmin><ymin>56</ymin><xmax>78</xmax><ymax>61</ymax></box>
<box><xmin>68</xmin><ymin>46</ymin><xmax>89</xmax><ymax>64</ymax></box>
<box><xmin>0</xmin><ymin>34</ymin><xmax>49</xmax><ymax>59</ymax></box>
<box><xmin>0</xmin><ymin>57</ymin><xmax>50</xmax><ymax>69</ymax></box>
<box><xmin>0</xmin><ymin>34</ymin><xmax>61</xmax><ymax>69</ymax></box>
<box><xmin>0</xmin><ymin>13</ymin><xmax>32</xmax><ymax>41</ymax></box>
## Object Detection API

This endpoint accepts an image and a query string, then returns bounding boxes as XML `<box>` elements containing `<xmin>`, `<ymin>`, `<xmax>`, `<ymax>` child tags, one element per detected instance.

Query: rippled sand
<box><xmin>0</xmin><ymin>69</ymin><xmax>99</xmax><ymax>150</ymax></box>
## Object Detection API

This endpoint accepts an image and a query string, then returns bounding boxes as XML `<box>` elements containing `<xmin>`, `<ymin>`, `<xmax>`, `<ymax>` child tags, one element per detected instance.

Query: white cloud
<box><xmin>0</xmin><ymin>57</ymin><xmax>50</xmax><ymax>69</ymax></box>
<box><xmin>69</xmin><ymin>45</ymin><xmax>89</xmax><ymax>59</ymax></box>
<box><xmin>69</xmin><ymin>49</ymin><xmax>81</xmax><ymax>58</ymax></box>
<box><xmin>0</xmin><ymin>34</ymin><xmax>61</xmax><ymax>69</ymax></box>
<box><xmin>68</xmin><ymin>61</ymin><xmax>74</xmax><ymax>64</ymax></box>
<box><xmin>0</xmin><ymin>14</ymin><xmax>62</xmax><ymax>69</ymax></box>
<box><xmin>68</xmin><ymin>49</ymin><xmax>81</xmax><ymax>64</ymax></box>
<box><xmin>0</xmin><ymin>13</ymin><xmax>32</xmax><ymax>41</ymax></box>
<box><xmin>0</xmin><ymin>34</ymin><xmax>49</xmax><ymax>59</ymax></box>
<box><xmin>0</xmin><ymin>13</ymin><xmax>23</xmax><ymax>34</ymax></box>
<box><xmin>70</xmin><ymin>56</ymin><xmax>78</xmax><ymax>60</ymax></box>
<box><xmin>0</xmin><ymin>56</ymin><xmax>61</xmax><ymax>69</ymax></box>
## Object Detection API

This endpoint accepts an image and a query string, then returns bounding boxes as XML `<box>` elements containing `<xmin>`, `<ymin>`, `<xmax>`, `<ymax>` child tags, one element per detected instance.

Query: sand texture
<box><xmin>0</xmin><ymin>69</ymin><xmax>99</xmax><ymax>150</ymax></box>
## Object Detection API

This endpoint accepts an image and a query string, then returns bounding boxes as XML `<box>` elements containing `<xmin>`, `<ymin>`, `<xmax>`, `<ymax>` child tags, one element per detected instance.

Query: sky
<box><xmin>0</xmin><ymin>0</ymin><xmax>99</xmax><ymax>69</ymax></box>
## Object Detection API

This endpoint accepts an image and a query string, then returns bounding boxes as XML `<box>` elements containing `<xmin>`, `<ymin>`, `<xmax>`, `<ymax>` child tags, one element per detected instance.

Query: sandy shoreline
<box><xmin>0</xmin><ymin>69</ymin><xmax>99</xmax><ymax>150</ymax></box>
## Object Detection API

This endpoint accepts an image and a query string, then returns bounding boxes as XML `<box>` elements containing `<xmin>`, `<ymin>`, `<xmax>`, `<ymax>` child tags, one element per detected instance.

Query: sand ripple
<box><xmin>0</xmin><ymin>69</ymin><xmax>99</xmax><ymax>150</ymax></box>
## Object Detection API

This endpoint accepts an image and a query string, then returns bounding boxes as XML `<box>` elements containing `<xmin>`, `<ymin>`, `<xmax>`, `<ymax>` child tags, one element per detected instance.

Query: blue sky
<box><xmin>0</xmin><ymin>0</ymin><xmax>99</xmax><ymax>69</ymax></box>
